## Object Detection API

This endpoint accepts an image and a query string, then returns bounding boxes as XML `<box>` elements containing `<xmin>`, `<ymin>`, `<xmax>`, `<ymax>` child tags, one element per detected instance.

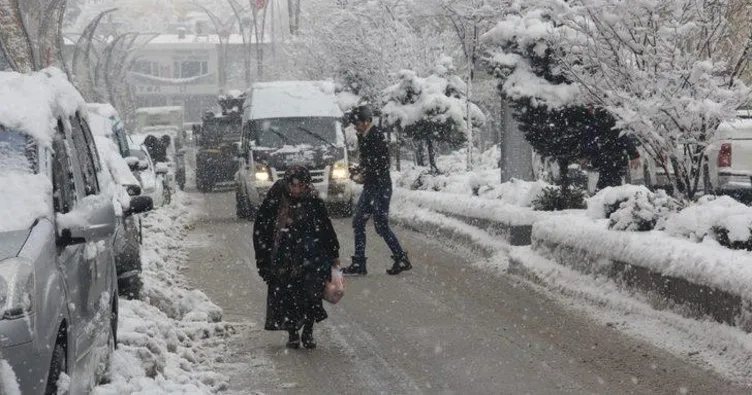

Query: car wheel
<box><xmin>99</xmin><ymin>296</ymin><xmax>118</xmax><ymax>384</ymax></box>
<box><xmin>119</xmin><ymin>275</ymin><xmax>142</xmax><ymax>300</ymax></box>
<box><xmin>45</xmin><ymin>329</ymin><xmax>68</xmax><ymax>395</ymax></box>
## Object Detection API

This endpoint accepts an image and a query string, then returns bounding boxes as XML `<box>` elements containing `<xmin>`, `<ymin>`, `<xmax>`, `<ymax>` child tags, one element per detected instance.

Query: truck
<box><xmin>235</xmin><ymin>80</ymin><xmax>354</xmax><ymax>219</ymax></box>
<box><xmin>194</xmin><ymin>93</ymin><xmax>245</xmax><ymax>192</ymax></box>
<box><xmin>132</xmin><ymin>106</ymin><xmax>186</xmax><ymax>191</ymax></box>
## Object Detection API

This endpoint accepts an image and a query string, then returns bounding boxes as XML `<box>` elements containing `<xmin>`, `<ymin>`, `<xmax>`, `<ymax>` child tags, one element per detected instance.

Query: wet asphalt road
<box><xmin>181</xmin><ymin>191</ymin><xmax>744</xmax><ymax>395</ymax></box>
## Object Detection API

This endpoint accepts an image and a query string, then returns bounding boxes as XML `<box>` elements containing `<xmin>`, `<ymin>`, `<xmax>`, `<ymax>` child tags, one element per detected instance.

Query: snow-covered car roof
<box><xmin>245</xmin><ymin>80</ymin><xmax>343</xmax><ymax>120</ymax></box>
<box><xmin>0</xmin><ymin>67</ymin><xmax>86</xmax><ymax>147</ymax></box>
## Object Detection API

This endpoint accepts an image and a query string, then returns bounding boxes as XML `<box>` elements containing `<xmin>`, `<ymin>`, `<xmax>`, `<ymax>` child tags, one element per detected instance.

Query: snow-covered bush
<box><xmin>666</xmin><ymin>195</ymin><xmax>752</xmax><ymax>250</ymax></box>
<box><xmin>608</xmin><ymin>189</ymin><xmax>682</xmax><ymax>232</ymax></box>
<box><xmin>531</xmin><ymin>186</ymin><xmax>586</xmax><ymax>211</ymax></box>
<box><xmin>587</xmin><ymin>185</ymin><xmax>655</xmax><ymax>219</ymax></box>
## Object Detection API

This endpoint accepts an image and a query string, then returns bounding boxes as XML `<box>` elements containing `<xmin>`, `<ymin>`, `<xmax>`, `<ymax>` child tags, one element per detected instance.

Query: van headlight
<box><xmin>331</xmin><ymin>161</ymin><xmax>349</xmax><ymax>180</ymax></box>
<box><xmin>255</xmin><ymin>163</ymin><xmax>272</xmax><ymax>182</ymax></box>
<box><xmin>0</xmin><ymin>258</ymin><xmax>34</xmax><ymax>320</ymax></box>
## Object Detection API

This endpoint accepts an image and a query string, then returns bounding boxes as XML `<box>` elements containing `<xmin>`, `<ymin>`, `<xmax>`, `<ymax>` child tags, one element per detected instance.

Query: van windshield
<box><xmin>0</xmin><ymin>126</ymin><xmax>37</xmax><ymax>174</ymax></box>
<box><xmin>252</xmin><ymin>117</ymin><xmax>337</xmax><ymax>148</ymax></box>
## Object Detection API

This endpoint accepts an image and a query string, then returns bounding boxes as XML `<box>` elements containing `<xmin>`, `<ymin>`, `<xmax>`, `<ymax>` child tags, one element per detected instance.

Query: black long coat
<box><xmin>253</xmin><ymin>180</ymin><xmax>340</xmax><ymax>331</ymax></box>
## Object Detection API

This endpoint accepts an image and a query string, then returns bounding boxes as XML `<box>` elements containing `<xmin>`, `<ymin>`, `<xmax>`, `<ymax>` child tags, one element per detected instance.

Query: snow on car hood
<box><xmin>0</xmin><ymin>172</ymin><xmax>52</xmax><ymax>233</ymax></box>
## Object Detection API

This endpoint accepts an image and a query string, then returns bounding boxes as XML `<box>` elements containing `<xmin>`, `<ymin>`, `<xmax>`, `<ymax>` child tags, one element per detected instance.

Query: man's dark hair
<box><xmin>348</xmin><ymin>105</ymin><xmax>373</xmax><ymax>124</ymax></box>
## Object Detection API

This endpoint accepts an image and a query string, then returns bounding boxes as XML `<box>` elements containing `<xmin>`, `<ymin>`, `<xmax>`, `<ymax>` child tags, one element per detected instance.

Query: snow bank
<box><xmin>0</xmin><ymin>359</ymin><xmax>20</xmax><ymax>395</ymax></box>
<box><xmin>93</xmin><ymin>192</ymin><xmax>227</xmax><ymax>393</ymax></box>
<box><xmin>533</xmin><ymin>215</ymin><xmax>752</xmax><ymax>301</ymax></box>
<box><xmin>393</xmin><ymin>188</ymin><xmax>548</xmax><ymax>226</ymax></box>
<box><xmin>666</xmin><ymin>196</ymin><xmax>752</xmax><ymax>244</ymax></box>
<box><xmin>0</xmin><ymin>67</ymin><xmax>85</xmax><ymax>147</ymax></box>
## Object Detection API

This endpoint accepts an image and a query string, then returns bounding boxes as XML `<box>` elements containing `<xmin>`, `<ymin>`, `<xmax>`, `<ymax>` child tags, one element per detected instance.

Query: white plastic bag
<box><xmin>323</xmin><ymin>268</ymin><xmax>345</xmax><ymax>304</ymax></box>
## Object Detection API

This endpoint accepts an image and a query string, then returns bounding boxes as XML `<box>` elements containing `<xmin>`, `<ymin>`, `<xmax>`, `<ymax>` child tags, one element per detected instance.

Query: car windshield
<box><xmin>252</xmin><ymin>117</ymin><xmax>337</xmax><ymax>148</ymax></box>
<box><xmin>130</xmin><ymin>148</ymin><xmax>148</xmax><ymax>162</ymax></box>
<box><xmin>0</xmin><ymin>125</ymin><xmax>37</xmax><ymax>174</ymax></box>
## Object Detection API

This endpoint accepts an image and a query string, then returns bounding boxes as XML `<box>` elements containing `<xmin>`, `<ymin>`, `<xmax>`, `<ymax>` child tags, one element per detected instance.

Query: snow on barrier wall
<box><xmin>394</xmin><ymin>187</ymin><xmax>752</xmax><ymax>331</ymax></box>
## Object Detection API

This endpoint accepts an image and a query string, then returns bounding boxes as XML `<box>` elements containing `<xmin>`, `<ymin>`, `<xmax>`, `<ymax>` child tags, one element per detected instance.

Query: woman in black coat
<box><xmin>253</xmin><ymin>165</ymin><xmax>340</xmax><ymax>349</ymax></box>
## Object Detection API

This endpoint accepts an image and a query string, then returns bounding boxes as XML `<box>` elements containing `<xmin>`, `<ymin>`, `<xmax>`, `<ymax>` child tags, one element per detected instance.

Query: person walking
<box><xmin>253</xmin><ymin>165</ymin><xmax>341</xmax><ymax>349</ymax></box>
<box><xmin>341</xmin><ymin>105</ymin><xmax>412</xmax><ymax>276</ymax></box>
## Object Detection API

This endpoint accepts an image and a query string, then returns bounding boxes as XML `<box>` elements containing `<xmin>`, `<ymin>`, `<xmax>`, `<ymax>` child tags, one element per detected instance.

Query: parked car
<box><xmin>127</xmin><ymin>143</ymin><xmax>170</xmax><ymax>207</ymax></box>
<box><xmin>703</xmin><ymin>110</ymin><xmax>752</xmax><ymax>200</ymax></box>
<box><xmin>94</xmin><ymin>132</ymin><xmax>152</xmax><ymax>300</ymax></box>
<box><xmin>87</xmin><ymin>102</ymin><xmax>130</xmax><ymax>158</ymax></box>
<box><xmin>0</xmin><ymin>68</ymin><xmax>147</xmax><ymax>394</ymax></box>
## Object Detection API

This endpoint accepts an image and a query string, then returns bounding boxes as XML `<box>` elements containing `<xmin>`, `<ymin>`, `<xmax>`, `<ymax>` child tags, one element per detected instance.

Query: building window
<box><xmin>133</xmin><ymin>60</ymin><xmax>159</xmax><ymax>76</ymax></box>
<box><xmin>174</xmin><ymin>60</ymin><xmax>208</xmax><ymax>78</ymax></box>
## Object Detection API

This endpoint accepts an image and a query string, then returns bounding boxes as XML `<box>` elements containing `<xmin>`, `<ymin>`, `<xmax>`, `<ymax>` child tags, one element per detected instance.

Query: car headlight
<box><xmin>0</xmin><ymin>258</ymin><xmax>34</xmax><ymax>320</ymax></box>
<box><xmin>255</xmin><ymin>163</ymin><xmax>272</xmax><ymax>182</ymax></box>
<box><xmin>331</xmin><ymin>161</ymin><xmax>349</xmax><ymax>180</ymax></box>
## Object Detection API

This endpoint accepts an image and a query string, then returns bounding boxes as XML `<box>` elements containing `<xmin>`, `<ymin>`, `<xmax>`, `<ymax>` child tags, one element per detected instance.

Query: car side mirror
<box><xmin>126</xmin><ymin>195</ymin><xmax>153</xmax><ymax>216</ymax></box>
<box><xmin>138</xmin><ymin>160</ymin><xmax>149</xmax><ymax>171</ymax></box>
<box><xmin>154</xmin><ymin>162</ymin><xmax>169</xmax><ymax>174</ymax></box>
<box><xmin>57</xmin><ymin>198</ymin><xmax>116</xmax><ymax>246</ymax></box>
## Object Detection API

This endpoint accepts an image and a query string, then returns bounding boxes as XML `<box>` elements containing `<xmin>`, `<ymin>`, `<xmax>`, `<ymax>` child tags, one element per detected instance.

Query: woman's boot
<box><xmin>301</xmin><ymin>323</ymin><xmax>316</xmax><ymax>349</ymax></box>
<box><xmin>286</xmin><ymin>329</ymin><xmax>300</xmax><ymax>349</ymax></box>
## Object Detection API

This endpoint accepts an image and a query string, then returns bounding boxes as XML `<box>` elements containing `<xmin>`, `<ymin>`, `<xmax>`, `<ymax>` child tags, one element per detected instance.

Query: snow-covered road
<box><xmin>180</xmin><ymin>191</ymin><xmax>744</xmax><ymax>394</ymax></box>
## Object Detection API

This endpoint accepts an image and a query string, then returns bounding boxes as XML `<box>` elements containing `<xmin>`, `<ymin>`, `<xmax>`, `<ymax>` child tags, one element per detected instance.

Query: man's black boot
<box><xmin>301</xmin><ymin>323</ymin><xmax>316</xmax><ymax>349</ymax></box>
<box><xmin>387</xmin><ymin>252</ymin><xmax>412</xmax><ymax>275</ymax></box>
<box><xmin>342</xmin><ymin>256</ymin><xmax>367</xmax><ymax>276</ymax></box>
<box><xmin>286</xmin><ymin>330</ymin><xmax>300</xmax><ymax>349</ymax></box>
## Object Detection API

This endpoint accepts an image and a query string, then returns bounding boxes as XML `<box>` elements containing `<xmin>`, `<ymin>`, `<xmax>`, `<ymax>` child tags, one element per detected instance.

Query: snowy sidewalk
<box><xmin>93</xmin><ymin>192</ymin><xmax>230</xmax><ymax>394</ymax></box>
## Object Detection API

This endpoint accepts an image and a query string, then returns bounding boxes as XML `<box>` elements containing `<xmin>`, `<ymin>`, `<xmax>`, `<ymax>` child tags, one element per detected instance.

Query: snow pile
<box><xmin>533</xmin><ymin>215</ymin><xmax>752</xmax><ymax>300</ymax></box>
<box><xmin>393</xmin><ymin>188</ymin><xmax>550</xmax><ymax>226</ymax></box>
<box><xmin>666</xmin><ymin>196</ymin><xmax>752</xmax><ymax>247</ymax></box>
<box><xmin>93</xmin><ymin>192</ymin><xmax>228</xmax><ymax>394</ymax></box>
<box><xmin>0</xmin><ymin>67</ymin><xmax>85</xmax><ymax>147</ymax></box>
<box><xmin>0</xmin><ymin>359</ymin><xmax>20</xmax><ymax>395</ymax></box>
<box><xmin>394</xmin><ymin>145</ymin><xmax>550</xmax><ymax>207</ymax></box>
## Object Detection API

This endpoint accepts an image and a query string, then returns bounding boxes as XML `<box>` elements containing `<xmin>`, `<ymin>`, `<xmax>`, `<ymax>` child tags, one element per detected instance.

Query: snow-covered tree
<box><xmin>560</xmin><ymin>0</ymin><xmax>752</xmax><ymax>198</ymax></box>
<box><xmin>382</xmin><ymin>56</ymin><xmax>485</xmax><ymax>172</ymax></box>
<box><xmin>481</xmin><ymin>0</ymin><xmax>592</xmax><ymax>198</ymax></box>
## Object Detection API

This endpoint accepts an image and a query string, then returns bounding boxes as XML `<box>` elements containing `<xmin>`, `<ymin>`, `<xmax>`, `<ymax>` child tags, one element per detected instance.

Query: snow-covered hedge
<box><xmin>532</xmin><ymin>215</ymin><xmax>752</xmax><ymax>300</ymax></box>
<box><xmin>393</xmin><ymin>188</ymin><xmax>556</xmax><ymax>226</ymax></box>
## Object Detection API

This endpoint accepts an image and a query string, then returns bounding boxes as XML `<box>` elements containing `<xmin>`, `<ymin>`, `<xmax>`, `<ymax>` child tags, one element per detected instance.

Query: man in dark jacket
<box><xmin>253</xmin><ymin>165</ymin><xmax>340</xmax><ymax>349</ymax></box>
<box><xmin>341</xmin><ymin>105</ymin><xmax>412</xmax><ymax>276</ymax></box>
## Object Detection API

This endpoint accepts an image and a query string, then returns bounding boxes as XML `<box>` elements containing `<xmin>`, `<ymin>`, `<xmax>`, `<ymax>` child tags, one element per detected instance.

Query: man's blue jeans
<box><xmin>353</xmin><ymin>185</ymin><xmax>404</xmax><ymax>260</ymax></box>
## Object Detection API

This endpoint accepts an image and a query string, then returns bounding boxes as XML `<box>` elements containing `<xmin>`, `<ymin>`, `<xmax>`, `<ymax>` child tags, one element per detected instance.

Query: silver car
<box><xmin>0</xmin><ymin>106</ymin><xmax>139</xmax><ymax>393</ymax></box>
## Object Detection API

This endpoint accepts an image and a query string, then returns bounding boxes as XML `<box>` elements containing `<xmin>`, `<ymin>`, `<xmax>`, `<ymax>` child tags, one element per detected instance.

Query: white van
<box><xmin>235</xmin><ymin>81</ymin><xmax>353</xmax><ymax>218</ymax></box>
